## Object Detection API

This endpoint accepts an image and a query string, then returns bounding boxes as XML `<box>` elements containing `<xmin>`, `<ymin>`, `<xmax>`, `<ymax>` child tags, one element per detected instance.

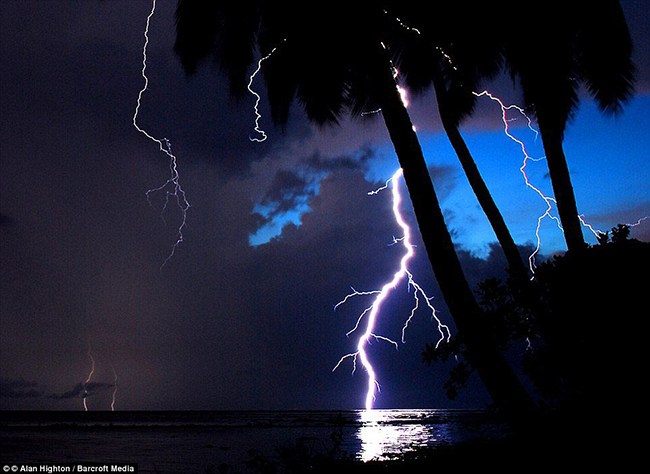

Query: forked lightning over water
<box><xmin>243</xmin><ymin>31</ymin><xmax>448</xmax><ymax>409</ymax></box>
<box><xmin>333</xmin><ymin>170</ymin><xmax>451</xmax><ymax>410</ymax></box>
<box><xmin>80</xmin><ymin>343</ymin><xmax>118</xmax><ymax>411</ymax></box>
<box><xmin>82</xmin><ymin>344</ymin><xmax>95</xmax><ymax>412</ymax></box>
<box><xmin>133</xmin><ymin>0</ymin><xmax>190</xmax><ymax>268</ymax></box>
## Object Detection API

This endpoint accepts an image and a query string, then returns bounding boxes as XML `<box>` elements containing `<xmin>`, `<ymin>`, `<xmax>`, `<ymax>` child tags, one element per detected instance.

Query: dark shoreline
<box><xmin>1</xmin><ymin>409</ymin><xmax>514</xmax><ymax>472</ymax></box>
<box><xmin>0</xmin><ymin>408</ymin><xmax>504</xmax><ymax>427</ymax></box>
<box><xmin>1</xmin><ymin>409</ymin><xmax>638</xmax><ymax>473</ymax></box>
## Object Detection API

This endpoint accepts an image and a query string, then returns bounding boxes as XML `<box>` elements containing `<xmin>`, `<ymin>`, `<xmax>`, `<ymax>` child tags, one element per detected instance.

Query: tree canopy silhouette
<box><xmin>174</xmin><ymin>0</ymin><xmax>535</xmax><ymax>417</ymax></box>
<box><xmin>500</xmin><ymin>0</ymin><xmax>636</xmax><ymax>253</ymax></box>
<box><xmin>383</xmin><ymin>4</ymin><xmax>530</xmax><ymax>285</ymax></box>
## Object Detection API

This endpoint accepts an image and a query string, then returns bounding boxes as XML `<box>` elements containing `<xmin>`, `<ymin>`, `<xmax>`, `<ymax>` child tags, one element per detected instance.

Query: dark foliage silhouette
<box><xmin>431</xmin><ymin>226</ymin><xmax>648</xmax><ymax>430</ymax></box>
<box><xmin>174</xmin><ymin>0</ymin><xmax>535</xmax><ymax>417</ymax></box>
<box><xmin>500</xmin><ymin>0</ymin><xmax>636</xmax><ymax>253</ymax></box>
<box><xmin>384</xmin><ymin>3</ymin><xmax>531</xmax><ymax>285</ymax></box>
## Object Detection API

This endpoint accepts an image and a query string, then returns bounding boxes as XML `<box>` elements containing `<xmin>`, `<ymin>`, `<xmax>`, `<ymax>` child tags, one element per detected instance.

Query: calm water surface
<box><xmin>1</xmin><ymin>410</ymin><xmax>511</xmax><ymax>472</ymax></box>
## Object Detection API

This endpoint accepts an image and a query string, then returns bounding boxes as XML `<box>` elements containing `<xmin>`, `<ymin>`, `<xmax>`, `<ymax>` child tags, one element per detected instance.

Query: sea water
<box><xmin>1</xmin><ymin>410</ymin><xmax>511</xmax><ymax>472</ymax></box>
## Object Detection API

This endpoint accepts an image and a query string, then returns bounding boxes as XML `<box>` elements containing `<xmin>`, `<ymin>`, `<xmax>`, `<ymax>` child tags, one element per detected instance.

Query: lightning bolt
<box><xmin>424</xmin><ymin>37</ymin><xmax>646</xmax><ymax>261</ymax></box>
<box><xmin>578</xmin><ymin>214</ymin><xmax>602</xmax><ymax>238</ymax></box>
<box><xmin>393</xmin><ymin>68</ymin><xmax>410</xmax><ymax>110</ymax></box>
<box><xmin>384</xmin><ymin>14</ymin><xmax>595</xmax><ymax>271</ymax></box>
<box><xmin>333</xmin><ymin>169</ymin><xmax>450</xmax><ymax>410</ymax></box>
<box><xmin>472</xmin><ymin>91</ymin><xmax>629</xmax><ymax>272</ymax></box>
<box><xmin>247</xmin><ymin>41</ymin><xmax>285</xmax><ymax>142</ymax></box>
<box><xmin>361</xmin><ymin>42</ymin><xmax>411</xmax><ymax>123</ymax></box>
<box><xmin>473</xmin><ymin>90</ymin><xmax>560</xmax><ymax>273</ymax></box>
<box><xmin>82</xmin><ymin>344</ymin><xmax>95</xmax><ymax>412</ymax></box>
<box><xmin>627</xmin><ymin>216</ymin><xmax>649</xmax><ymax>228</ymax></box>
<box><xmin>110</xmin><ymin>364</ymin><xmax>118</xmax><ymax>412</ymax></box>
<box><xmin>133</xmin><ymin>0</ymin><xmax>190</xmax><ymax>269</ymax></box>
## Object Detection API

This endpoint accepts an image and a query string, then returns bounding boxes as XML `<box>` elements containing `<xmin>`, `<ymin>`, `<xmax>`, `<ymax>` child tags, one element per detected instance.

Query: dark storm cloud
<box><xmin>428</xmin><ymin>163</ymin><xmax>459</xmax><ymax>201</ymax></box>
<box><xmin>249</xmin><ymin>148</ymin><xmax>381</xmax><ymax>240</ymax></box>
<box><xmin>251</xmin><ymin>169</ymin><xmax>316</xmax><ymax>235</ymax></box>
<box><xmin>252</xmin><ymin>148</ymin><xmax>459</xmax><ymax>240</ymax></box>
<box><xmin>622</xmin><ymin>0</ymin><xmax>650</xmax><ymax>93</ymax></box>
<box><xmin>0</xmin><ymin>378</ymin><xmax>44</xmax><ymax>399</ymax></box>
<box><xmin>261</xmin><ymin>170</ymin><xmax>312</xmax><ymax>207</ymax></box>
<box><xmin>258</xmin><ymin>148</ymin><xmax>371</xmax><ymax>200</ymax></box>
<box><xmin>49</xmin><ymin>382</ymin><xmax>114</xmax><ymax>400</ymax></box>
<box><xmin>305</xmin><ymin>148</ymin><xmax>372</xmax><ymax>172</ymax></box>
<box><xmin>49</xmin><ymin>383</ymin><xmax>85</xmax><ymax>400</ymax></box>
<box><xmin>0</xmin><ymin>214</ymin><xmax>16</xmax><ymax>227</ymax></box>
<box><xmin>0</xmin><ymin>378</ymin><xmax>114</xmax><ymax>401</ymax></box>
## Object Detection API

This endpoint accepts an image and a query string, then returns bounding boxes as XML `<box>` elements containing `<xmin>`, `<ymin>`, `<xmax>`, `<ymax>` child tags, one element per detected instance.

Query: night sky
<box><xmin>1</xmin><ymin>0</ymin><xmax>648</xmax><ymax>411</ymax></box>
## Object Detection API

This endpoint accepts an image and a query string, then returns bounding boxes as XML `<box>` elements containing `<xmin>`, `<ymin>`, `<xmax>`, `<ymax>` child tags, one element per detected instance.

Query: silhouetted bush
<box><xmin>426</xmin><ymin>225</ymin><xmax>649</xmax><ymax>418</ymax></box>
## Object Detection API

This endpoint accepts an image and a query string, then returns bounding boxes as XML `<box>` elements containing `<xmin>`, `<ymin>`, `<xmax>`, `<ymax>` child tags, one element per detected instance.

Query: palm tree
<box><xmin>174</xmin><ymin>0</ymin><xmax>536</xmax><ymax>416</ymax></box>
<box><xmin>432</xmin><ymin>70</ymin><xmax>531</xmax><ymax>284</ymax></box>
<box><xmin>499</xmin><ymin>0</ymin><xmax>635</xmax><ymax>253</ymax></box>
<box><xmin>385</xmin><ymin>9</ymin><xmax>531</xmax><ymax>285</ymax></box>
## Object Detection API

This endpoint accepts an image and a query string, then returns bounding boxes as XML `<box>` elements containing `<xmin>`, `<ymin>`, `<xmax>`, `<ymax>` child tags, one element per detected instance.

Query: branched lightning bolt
<box><xmin>385</xmin><ymin>14</ymin><xmax>597</xmax><ymax>270</ymax></box>
<box><xmin>82</xmin><ymin>344</ymin><xmax>95</xmax><ymax>412</ymax></box>
<box><xmin>247</xmin><ymin>41</ymin><xmax>285</xmax><ymax>142</ymax></box>
<box><xmin>473</xmin><ymin>90</ymin><xmax>566</xmax><ymax>273</ymax></box>
<box><xmin>333</xmin><ymin>169</ymin><xmax>450</xmax><ymax>410</ymax></box>
<box><xmin>473</xmin><ymin>91</ymin><xmax>618</xmax><ymax>272</ymax></box>
<box><xmin>133</xmin><ymin>0</ymin><xmax>190</xmax><ymax>269</ymax></box>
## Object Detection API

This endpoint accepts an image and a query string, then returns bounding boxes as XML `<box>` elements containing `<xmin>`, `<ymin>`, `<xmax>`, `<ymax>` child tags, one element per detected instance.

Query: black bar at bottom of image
<box><xmin>1</xmin><ymin>463</ymin><xmax>138</xmax><ymax>474</ymax></box>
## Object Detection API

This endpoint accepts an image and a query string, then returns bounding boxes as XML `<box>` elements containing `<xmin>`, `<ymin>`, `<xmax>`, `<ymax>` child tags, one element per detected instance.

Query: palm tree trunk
<box><xmin>538</xmin><ymin>124</ymin><xmax>586</xmax><ymax>253</ymax></box>
<box><xmin>432</xmin><ymin>74</ymin><xmax>530</xmax><ymax>285</ymax></box>
<box><xmin>371</xmin><ymin>49</ymin><xmax>536</xmax><ymax>418</ymax></box>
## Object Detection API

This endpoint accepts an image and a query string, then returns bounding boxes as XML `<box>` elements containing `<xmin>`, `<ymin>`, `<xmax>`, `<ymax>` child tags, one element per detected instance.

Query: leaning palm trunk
<box><xmin>432</xmin><ymin>74</ymin><xmax>530</xmax><ymax>285</ymax></box>
<box><xmin>537</xmin><ymin>123</ymin><xmax>586</xmax><ymax>253</ymax></box>
<box><xmin>371</xmin><ymin>48</ymin><xmax>536</xmax><ymax>418</ymax></box>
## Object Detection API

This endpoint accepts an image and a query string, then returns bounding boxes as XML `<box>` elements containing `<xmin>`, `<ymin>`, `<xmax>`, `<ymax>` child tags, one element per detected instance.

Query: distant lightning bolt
<box><xmin>473</xmin><ymin>90</ymin><xmax>565</xmax><ymax>273</ymax></box>
<box><xmin>475</xmin><ymin>90</ymin><xmax>647</xmax><ymax>260</ymax></box>
<box><xmin>388</xmin><ymin>12</ymin><xmax>648</xmax><ymax>266</ymax></box>
<box><xmin>473</xmin><ymin>90</ymin><xmax>620</xmax><ymax>272</ymax></box>
<box><xmin>110</xmin><ymin>365</ymin><xmax>118</xmax><ymax>412</ymax></box>
<box><xmin>82</xmin><ymin>344</ymin><xmax>95</xmax><ymax>412</ymax></box>
<box><xmin>627</xmin><ymin>216</ymin><xmax>649</xmax><ymax>228</ymax></box>
<box><xmin>384</xmin><ymin>13</ymin><xmax>591</xmax><ymax>270</ymax></box>
<box><xmin>334</xmin><ymin>169</ymin><xmax>450</xmax><ymax>410</ymax></box>
<box><xmin>247</xmin><ymin>41</ymin><xmax>285</xmax><ymax>142</ymax></box>
<box><xmin>133</xmin><ymin>0</ymin><xmax>190</xmax><ymax>268</ymax></box>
